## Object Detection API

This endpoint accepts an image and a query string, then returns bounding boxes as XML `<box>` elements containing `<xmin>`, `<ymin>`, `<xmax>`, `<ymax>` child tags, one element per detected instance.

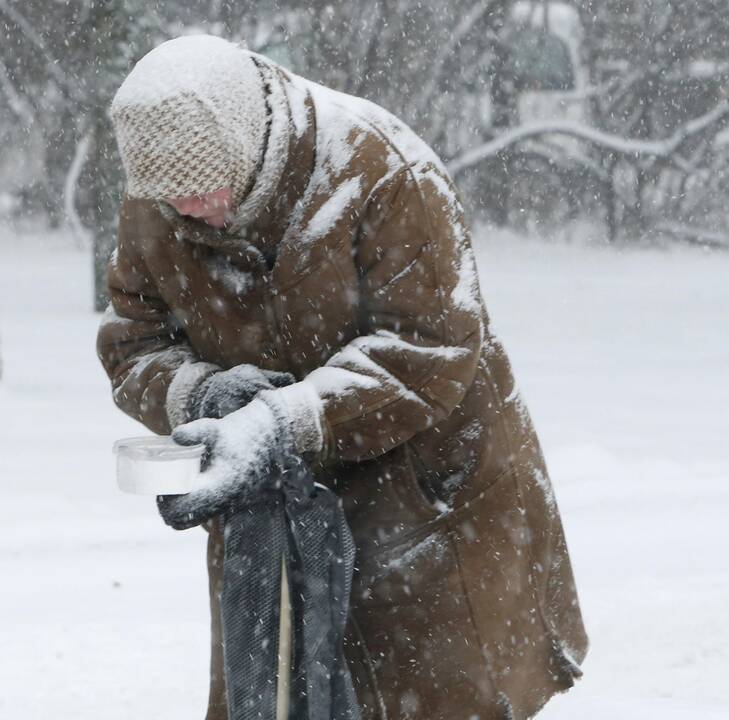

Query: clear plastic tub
<box><xmin>113</xmin><ymin>436</ymin><xmax>205</xmax><ymax>495</ymax></box>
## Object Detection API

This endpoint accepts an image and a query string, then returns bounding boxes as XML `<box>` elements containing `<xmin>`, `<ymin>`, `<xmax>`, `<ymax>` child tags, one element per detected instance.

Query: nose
<box><xmin>170</xmin><ymin>197</ymin><xmax>201</xmax><ymax>215</ymax></box>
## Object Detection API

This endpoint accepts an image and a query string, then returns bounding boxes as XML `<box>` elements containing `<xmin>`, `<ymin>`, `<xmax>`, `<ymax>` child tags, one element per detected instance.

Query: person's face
<box><xmin>165</xmin><ymin>187</ymin><xmax>233</xmax><ymax>228</ymax></box>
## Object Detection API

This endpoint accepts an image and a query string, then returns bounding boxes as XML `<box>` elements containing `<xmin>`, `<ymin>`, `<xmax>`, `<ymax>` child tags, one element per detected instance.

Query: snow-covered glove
<box><xmin>156</xmin><ymin>382</ymin><xmax>324</xmax><ymax>530</ymax></box>
<box><xmin>189</xmin><ymin>364</ymin><xmax>295</xmax><ymax>420</ymax></box>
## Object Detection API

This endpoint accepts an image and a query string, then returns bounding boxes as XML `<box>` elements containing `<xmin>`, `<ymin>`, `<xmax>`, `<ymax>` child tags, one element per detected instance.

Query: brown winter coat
<box><xmin>97</xmin><ymin>59</ymin><xmax>587</xmax><ymax>720</ymax></box>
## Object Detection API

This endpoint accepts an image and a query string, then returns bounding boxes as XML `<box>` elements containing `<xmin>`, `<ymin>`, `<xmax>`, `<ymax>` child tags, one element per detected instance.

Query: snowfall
<box><xmin>1</xmin><ymin>222</ymin><xmax>727</xmax><ymax>719</ymax></box>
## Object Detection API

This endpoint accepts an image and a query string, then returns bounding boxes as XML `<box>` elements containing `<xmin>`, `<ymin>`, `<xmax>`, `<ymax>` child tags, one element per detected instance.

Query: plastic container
<box><xmin>113</xmin><ymin>436</ymin><xmax>205</xmax><ymax>495</ymax></box>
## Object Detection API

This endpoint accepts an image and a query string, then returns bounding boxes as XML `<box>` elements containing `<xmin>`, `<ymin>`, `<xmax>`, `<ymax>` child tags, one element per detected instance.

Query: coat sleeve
<box><xmin>303</xmin><ymin>164</ymin><xmax>485</xmax><ymax>464</ymax></box>
<box><xmin>96</xmin><ymin>197</ymin><xmax>219</xmax><ymax>435</ymax></box>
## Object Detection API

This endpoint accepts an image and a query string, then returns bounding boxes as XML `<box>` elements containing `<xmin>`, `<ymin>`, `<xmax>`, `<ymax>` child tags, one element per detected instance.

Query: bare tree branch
<box><xmin>415</xmin><ymin>0</ymin><xmax>501</xmax><ymax>113</ymax></box>
<box><xmin>448</xmin><ymin>100</ymin><xmax>729</xmax><ymax>176</ymax></box>
<box><xmin>0</xmin><ymin>57</ymin><xmax>35</xmax><ymax>125</ymax></box>
<box><xmin>63</xmin><ymin>128</ymin><xmax>92</xmax><ymax>249</ymax></box>
<box><xmin>654</xmin><ymin>222</ymin><xmax>729</xmax><ymax>249</ymax></box>
<box><xmin>0</xmin><ymin>0</ymin><xmax>80</xmax><ymax>102</ymax></box>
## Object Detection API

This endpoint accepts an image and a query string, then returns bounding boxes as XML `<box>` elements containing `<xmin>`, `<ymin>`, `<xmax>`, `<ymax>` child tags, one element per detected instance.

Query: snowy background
<box><xmin>1</xmin><ymin>223</ymin><xmax>726</xmax><ymax>719</ymax></box>
<box><xmin>2</xmin><ymin>1</ymin><xmax>729</xmax><ymax>717</ymax></box>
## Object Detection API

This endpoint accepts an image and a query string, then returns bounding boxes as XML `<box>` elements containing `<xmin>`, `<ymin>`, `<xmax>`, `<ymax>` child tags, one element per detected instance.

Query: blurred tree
<box><xmin>0</xmin><ymin>0</ymin><xmax>162</xmax><ymax>308</ymax></box>
<box><xmin>76</xmin><ymin>0</ymin><xmax>162</xmax><ymax>310</ymax></box>
<box><xmin>578</xmin><ymin>0</ymin><xmax>729</xmax><ymax>240</ymax></box>
<box><xmin>446</xmin><ymin>0</ymin><xmax>729</xmax><ymax>243</ymax></box>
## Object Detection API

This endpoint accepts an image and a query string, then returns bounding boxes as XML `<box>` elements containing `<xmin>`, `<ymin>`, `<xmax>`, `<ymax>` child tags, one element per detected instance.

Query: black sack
<box><xmin>220</xmin><ymin>449</ymin><xmax>360</xmax><ymax>720</ymax></box>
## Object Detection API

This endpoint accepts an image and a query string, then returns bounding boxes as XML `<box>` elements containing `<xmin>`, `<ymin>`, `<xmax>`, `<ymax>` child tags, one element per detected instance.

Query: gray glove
<box><xmin>158</xmin><ymin>379</ymin><xmax>326</xmax><ymax>531</ymax></box>
<box><xmin>189</xmin><ymin>364</ymin><xmax>295</xmax><ymax>420</ymax></box>
<box><xmin>157</xmin><ymin>397</ymin><xmax>293</xmax><ymax>530</ymax></box>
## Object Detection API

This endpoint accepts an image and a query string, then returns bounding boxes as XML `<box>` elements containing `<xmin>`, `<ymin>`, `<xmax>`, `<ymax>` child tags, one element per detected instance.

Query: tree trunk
<box><xmin>85</xmin><ymin>110</ymin><xmax>123</xmax><ymax>312</ymax></box>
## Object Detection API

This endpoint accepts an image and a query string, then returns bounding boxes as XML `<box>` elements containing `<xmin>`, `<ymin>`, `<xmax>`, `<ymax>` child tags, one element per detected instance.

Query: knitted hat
<box><xmin>111</xmin><ymin>35</ymin><xmax>268</xmax><ymax>205</ymax></box>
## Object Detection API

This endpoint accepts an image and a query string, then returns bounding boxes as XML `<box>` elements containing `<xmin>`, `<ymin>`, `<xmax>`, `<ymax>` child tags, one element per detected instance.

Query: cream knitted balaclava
<box><xmin>111</xmin><ymin>35</ymin><xmax>268</xmax><ymax>206</ymax></box>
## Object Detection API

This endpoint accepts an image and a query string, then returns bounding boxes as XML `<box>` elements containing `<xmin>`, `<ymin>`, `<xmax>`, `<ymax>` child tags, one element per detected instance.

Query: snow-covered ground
<box><xmin>1</xmin><ymin>224</ymin><xmax>727</xmax><ymax>719</ymax></box>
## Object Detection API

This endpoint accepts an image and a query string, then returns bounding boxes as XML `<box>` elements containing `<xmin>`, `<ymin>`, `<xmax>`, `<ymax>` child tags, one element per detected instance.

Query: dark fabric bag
<box><xmin>220</xmin><ymin>449</ymin><xmax>360</xmax><ymax>720</ymax></box>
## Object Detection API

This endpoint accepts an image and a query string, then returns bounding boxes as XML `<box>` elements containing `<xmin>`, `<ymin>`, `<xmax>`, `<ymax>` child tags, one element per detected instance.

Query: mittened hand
<box><xmin>191</xmin><ymin>364</ymin><xmax>295</xmax><ymax>420</ymax></box>
<box><xmin>156</xmin><ymin>397</ymin><xmax>292</xmax><ymax>530</ymax></box>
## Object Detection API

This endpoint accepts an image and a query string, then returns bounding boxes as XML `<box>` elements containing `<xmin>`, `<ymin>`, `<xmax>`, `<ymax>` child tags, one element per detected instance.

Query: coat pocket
<box><xmin>395</xmin><ymin>442</ymin><xmax>444</xmax><ymax>520</ymax></box>
<box><xmin>351</xmin><ymin>527</ymin><xmax>501</xmax><ymax>720</ymax></box>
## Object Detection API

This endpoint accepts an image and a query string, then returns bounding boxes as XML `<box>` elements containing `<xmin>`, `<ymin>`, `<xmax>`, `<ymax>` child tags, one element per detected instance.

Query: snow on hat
<box><xmin>111</xmin><ymin>35</ymin><xmax>267</xmax><ymax>204</ymax></box>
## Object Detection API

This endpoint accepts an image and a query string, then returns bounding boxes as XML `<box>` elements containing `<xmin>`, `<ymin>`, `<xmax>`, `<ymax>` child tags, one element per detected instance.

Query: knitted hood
<box><xmin>111</xmin><ymin>35</ymin><xmax>275</xmax><ymax>209</ymax></box>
